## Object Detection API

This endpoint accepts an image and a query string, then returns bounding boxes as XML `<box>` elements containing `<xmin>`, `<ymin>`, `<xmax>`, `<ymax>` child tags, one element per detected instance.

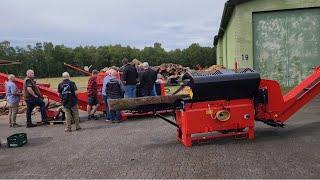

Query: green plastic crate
<box><xmin>7</xmin><ymin>133</ymin><xmax>27</xmax><ymax>148</ymax></box>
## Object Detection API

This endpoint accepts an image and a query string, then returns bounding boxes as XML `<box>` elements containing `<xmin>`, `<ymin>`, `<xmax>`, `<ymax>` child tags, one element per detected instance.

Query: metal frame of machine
<box><xmin>122</xmin><ymin>67</ymin><xmax>319</xmax><ymax>147</ymax></box>
<box><xmin>175</xmin><ymin>99</ymin><xmax>255</xmax><ymax>147</ymax></box>
<box><xmin>167</xmin><ymin>67</ymin><xmax>319</xmax><ymax>147</ymax></box>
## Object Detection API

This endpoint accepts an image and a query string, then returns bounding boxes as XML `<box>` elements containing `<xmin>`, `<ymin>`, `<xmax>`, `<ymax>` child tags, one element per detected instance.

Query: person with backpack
<box><xmin>58</xmin><ymin>72</ymin><xmax>81</xmax><ymax>132</ymax></box>
<box><xmin>106</xmin><ymin>70</ymin><xmax>124</xmax><ymax>123</ymax></box>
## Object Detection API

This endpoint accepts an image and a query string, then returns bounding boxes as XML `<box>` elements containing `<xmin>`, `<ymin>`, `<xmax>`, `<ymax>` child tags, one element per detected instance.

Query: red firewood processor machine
<box><xmin>116</xmin><ymin>66</ymin><xmax>320</xmax><ymax>147</ymax></box>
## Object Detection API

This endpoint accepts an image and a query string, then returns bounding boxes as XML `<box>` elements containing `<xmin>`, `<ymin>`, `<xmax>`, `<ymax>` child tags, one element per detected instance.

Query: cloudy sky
<box><xmin>0</xmin><ymin>0</ymin><xmax>226</xmax><ymax>50</ymax></box>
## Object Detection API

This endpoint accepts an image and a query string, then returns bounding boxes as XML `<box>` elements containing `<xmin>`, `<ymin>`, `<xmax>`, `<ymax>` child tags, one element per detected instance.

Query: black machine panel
<box><xmin>182</xmin><ymin>68</ymin><xmax>261</xmax><ymax>102</ymax></box>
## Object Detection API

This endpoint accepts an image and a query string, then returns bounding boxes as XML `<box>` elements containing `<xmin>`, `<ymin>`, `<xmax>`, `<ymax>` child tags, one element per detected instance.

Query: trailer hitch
<box><xmin>154</xmin><ymin>113</ymin><xmax>179</xmax><ymax>128</ymax></box>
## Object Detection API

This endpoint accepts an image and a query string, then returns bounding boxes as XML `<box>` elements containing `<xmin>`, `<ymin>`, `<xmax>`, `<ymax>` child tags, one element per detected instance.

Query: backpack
<box><xmin>60</xmin><ymin>81</ymin><xmax>74</xmax><ymax>108</ymax></box>
<box><xmin>106</xmin><ymin>79</ymin><xmax>122</xmax><ymax>98</ymax></box>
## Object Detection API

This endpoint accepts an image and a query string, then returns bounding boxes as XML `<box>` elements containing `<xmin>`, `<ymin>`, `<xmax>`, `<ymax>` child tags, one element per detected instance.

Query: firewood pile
<box><xmin>157</xmin><ymin>63</ymin><xmax>188</xmax><ymax>76</ymax></box>
<box><xmin>101</xmin><ymin>59</ymin><xmax>190</xmax><ymax>83</ymax></box>
<box><xmin>0</xmin><ymin>100</ymin><xmax>61</xmax><ymax>116</ymax></box>
<box><xmin>0</xmin><ymin>104</ymin><xmax>27</xmax><ymax>116</ymax></box>
<box><xmin>153</xmin><ymin>63</ymin><xmax>187</xmax><ymax>85</ymax></box>
<box><xmin>99</xmin><ymin>58</ymin><xmax>224</xmax><ymax>85</ymax></box>
<box><xmin>204</xmin><ymin>64</ymin><xmax>225</xmax><ymax>71</ymax></box>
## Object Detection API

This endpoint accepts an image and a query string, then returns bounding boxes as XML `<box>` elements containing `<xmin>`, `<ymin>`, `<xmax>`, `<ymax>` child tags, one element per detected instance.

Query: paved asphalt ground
<box><xmin>0</xmin><ymin>96</ymin><xmax>319</xmax><ymax>179</ymax></box>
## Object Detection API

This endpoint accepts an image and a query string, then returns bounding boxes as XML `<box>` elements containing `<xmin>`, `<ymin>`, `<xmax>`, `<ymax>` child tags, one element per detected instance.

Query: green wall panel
<box><xmin>253</xmin><ymin>8</ymin><xmax>320</xmax><ymax>87</ymax></box>
<box><xmin>216</xmin><ymin>0</ymin><xmax>320</xmax><ymax>79</ymax></box>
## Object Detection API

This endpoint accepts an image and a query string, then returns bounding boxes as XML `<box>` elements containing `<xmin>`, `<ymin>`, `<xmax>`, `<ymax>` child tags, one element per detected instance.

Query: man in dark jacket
<box><xmin>23</xmin><ymin>69</ymin><xmax>48</xmax><ymax>128</ymax></box>
<box><xmin>106</xmin><ymin>70</ymin><xmax>124</xmax><ymax>123</ymax></box>
<box><xmin>121</xmin><ymin>58</ymin><xmax>138</xmax><ymax>98</ymax></box>
<box><xmin>140</xmin><ymin>62</ymin><xmax>157</xmax><ymax>96</ymax></box>
<box><xmin>58</xmin><ymin>72</ymin><xmax>81</xmax><ymax>132</ymax></box>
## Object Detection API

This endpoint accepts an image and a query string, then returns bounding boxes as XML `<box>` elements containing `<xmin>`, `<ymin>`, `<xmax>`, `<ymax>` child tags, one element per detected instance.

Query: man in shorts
<box><xmin>87</xmin><ymin>70</ymin><xmax>100</xmax><ymax>120</ymax></box>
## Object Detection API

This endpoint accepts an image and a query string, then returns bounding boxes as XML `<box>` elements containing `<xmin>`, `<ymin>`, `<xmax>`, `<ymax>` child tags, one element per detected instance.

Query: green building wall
<box><xmin>216</xmin><ymin>39</ymin><xmax>223</xmax><ymax>65</ymax></box>
<box><xmin>217</xmin><ymin>10</ymin><xmax>239</xmax><ymax>68</ymax></box>
<box><xmin>216</xmin><ymin>0</ymin><xmax>320</xmax><ymax>69</ymax></box>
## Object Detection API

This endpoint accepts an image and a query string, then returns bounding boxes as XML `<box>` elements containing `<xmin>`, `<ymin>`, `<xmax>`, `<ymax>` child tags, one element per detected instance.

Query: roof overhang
<box><xmin>213</xmin><ymin>0</ymin><xmax>252</xmax><ymax>46</ymax></box>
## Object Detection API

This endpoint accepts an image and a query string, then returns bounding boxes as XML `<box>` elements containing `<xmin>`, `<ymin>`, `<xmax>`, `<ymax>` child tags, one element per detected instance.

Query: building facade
<box><xmin>214</xmin><ymin>0</ymin><xmax>320</xmax><ymax>87</ymax></box>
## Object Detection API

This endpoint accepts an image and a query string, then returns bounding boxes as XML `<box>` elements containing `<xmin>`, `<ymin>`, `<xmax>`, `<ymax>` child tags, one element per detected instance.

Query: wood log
<box><xmin>108</xmin><ymin>95</ymin><xmax>189</xmax><ymax>111</ymax></box>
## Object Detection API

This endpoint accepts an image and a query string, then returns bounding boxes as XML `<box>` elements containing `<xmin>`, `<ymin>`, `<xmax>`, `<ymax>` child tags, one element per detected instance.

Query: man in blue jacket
<box><xmin>102</xmin><ymin>70</ymin><xmax>112</xmax><ymax>121</ymax></box>
<box><xmin>5</xmin><ymin>74</ymin><xmax>22</xmax><ymax>128</ymax></box>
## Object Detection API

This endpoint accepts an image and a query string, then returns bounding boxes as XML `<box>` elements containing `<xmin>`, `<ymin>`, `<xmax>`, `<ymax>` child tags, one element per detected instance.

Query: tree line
<box><xmin>0</xmin><ymin>41</ymin><xmax>216</xmax><ymax>78</ymax></box>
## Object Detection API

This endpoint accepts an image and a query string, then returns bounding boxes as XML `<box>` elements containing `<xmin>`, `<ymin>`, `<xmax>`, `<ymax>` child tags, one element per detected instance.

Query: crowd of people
<box><xmin>4</xmin><ymin>58</ymin><xmax>159</xmax><ymax>132</ymax></box>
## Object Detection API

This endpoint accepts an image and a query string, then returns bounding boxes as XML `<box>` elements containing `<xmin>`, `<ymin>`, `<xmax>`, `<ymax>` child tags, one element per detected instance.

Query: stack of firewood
<box><xmin>100</xmin><ymin>61</ymin><xmax>226</xmax><ymax>84</ymax></box>
<box><xmin>205</xmin><ymin>64</ymin><xmax>225</xmax><ymax>71</ymax></box>
<box><xmin>0</xmin><ymin>104</ymin><xmax>27</xmax><ymax>116</ymax></box>
<box><xmin>157</xmin><ymin>63</ymin><xmax>188</xmax><ymax>76</ymax></box>
<box><xmin>0</xmin><ymin>100</ymin><xmax>61</xmax><ymax>116</ymax></box>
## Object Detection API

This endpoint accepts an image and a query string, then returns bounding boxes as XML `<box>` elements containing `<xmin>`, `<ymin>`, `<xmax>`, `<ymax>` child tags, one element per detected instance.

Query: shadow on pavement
<box><xmin>26</xmin><ymin>136</ymin><xmax>53</xmax><ymax>147</ymax></box>
<box><xmin>254</xmin><ymin>121</ymin><xmax>320</xmax><ymax>142</ymax></box>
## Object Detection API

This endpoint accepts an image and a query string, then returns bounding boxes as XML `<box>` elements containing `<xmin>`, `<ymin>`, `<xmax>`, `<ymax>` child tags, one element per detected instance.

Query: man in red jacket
<box><xmin>87</xmin><ymin>70</ymin><xmax>99</xmax><ymax>120</ymax></box>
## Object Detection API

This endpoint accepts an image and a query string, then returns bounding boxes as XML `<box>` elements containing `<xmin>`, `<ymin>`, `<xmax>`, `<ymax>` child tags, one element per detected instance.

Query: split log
<box><xmin>108</xmin><ymin>95</ymin><xmax>189</xmax><ymax>111</ymax></box>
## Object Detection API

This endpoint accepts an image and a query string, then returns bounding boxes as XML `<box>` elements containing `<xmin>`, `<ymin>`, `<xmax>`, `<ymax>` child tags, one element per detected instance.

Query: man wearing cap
<box><xmin>87</xmin><ymin>70</ymin><xmax>100</xmax><ymax>120</ymax></box>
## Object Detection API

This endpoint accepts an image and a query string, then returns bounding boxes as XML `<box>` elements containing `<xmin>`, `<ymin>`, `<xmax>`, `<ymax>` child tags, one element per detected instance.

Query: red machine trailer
<box><xmin>177</xmin><ymin>67</ymin><xmax>319</xmax><ymax>146</ymax></box>
<box><xmin>109</xmin><ymin>67</ymin><xmax>320</xmax><ymax>147</ymax></box>
<box><xmin>0</xmin><ymin>59</ymin><xmax>21</xmax><ymax>98</ymax></box>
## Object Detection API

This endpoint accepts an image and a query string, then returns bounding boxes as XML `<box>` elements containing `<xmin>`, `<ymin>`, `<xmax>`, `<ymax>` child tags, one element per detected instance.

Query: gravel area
<box><xmin>0</xmin><ymin>96</ymin><xmax>319</xmax><ymax>179</ymax></box>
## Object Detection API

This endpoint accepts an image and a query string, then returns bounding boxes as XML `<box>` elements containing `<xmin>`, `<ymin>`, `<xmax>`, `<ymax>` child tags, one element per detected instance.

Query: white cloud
<box><xmin>0</xmin><ymin>0</ymin><xmax>226</xmax><ymax>49</ymax></box>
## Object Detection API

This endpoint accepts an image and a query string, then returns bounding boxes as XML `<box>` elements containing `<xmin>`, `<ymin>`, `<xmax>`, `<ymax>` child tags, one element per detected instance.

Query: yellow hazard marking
<box><xmin>188</xmin><ymin>88</ymin><xmax>193</xmax><ymax>99</ymax></box>
<box><xmin>206</xmin><ymin>109</ymin><xmax>214</xmax><ymax>115</ymax></box>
